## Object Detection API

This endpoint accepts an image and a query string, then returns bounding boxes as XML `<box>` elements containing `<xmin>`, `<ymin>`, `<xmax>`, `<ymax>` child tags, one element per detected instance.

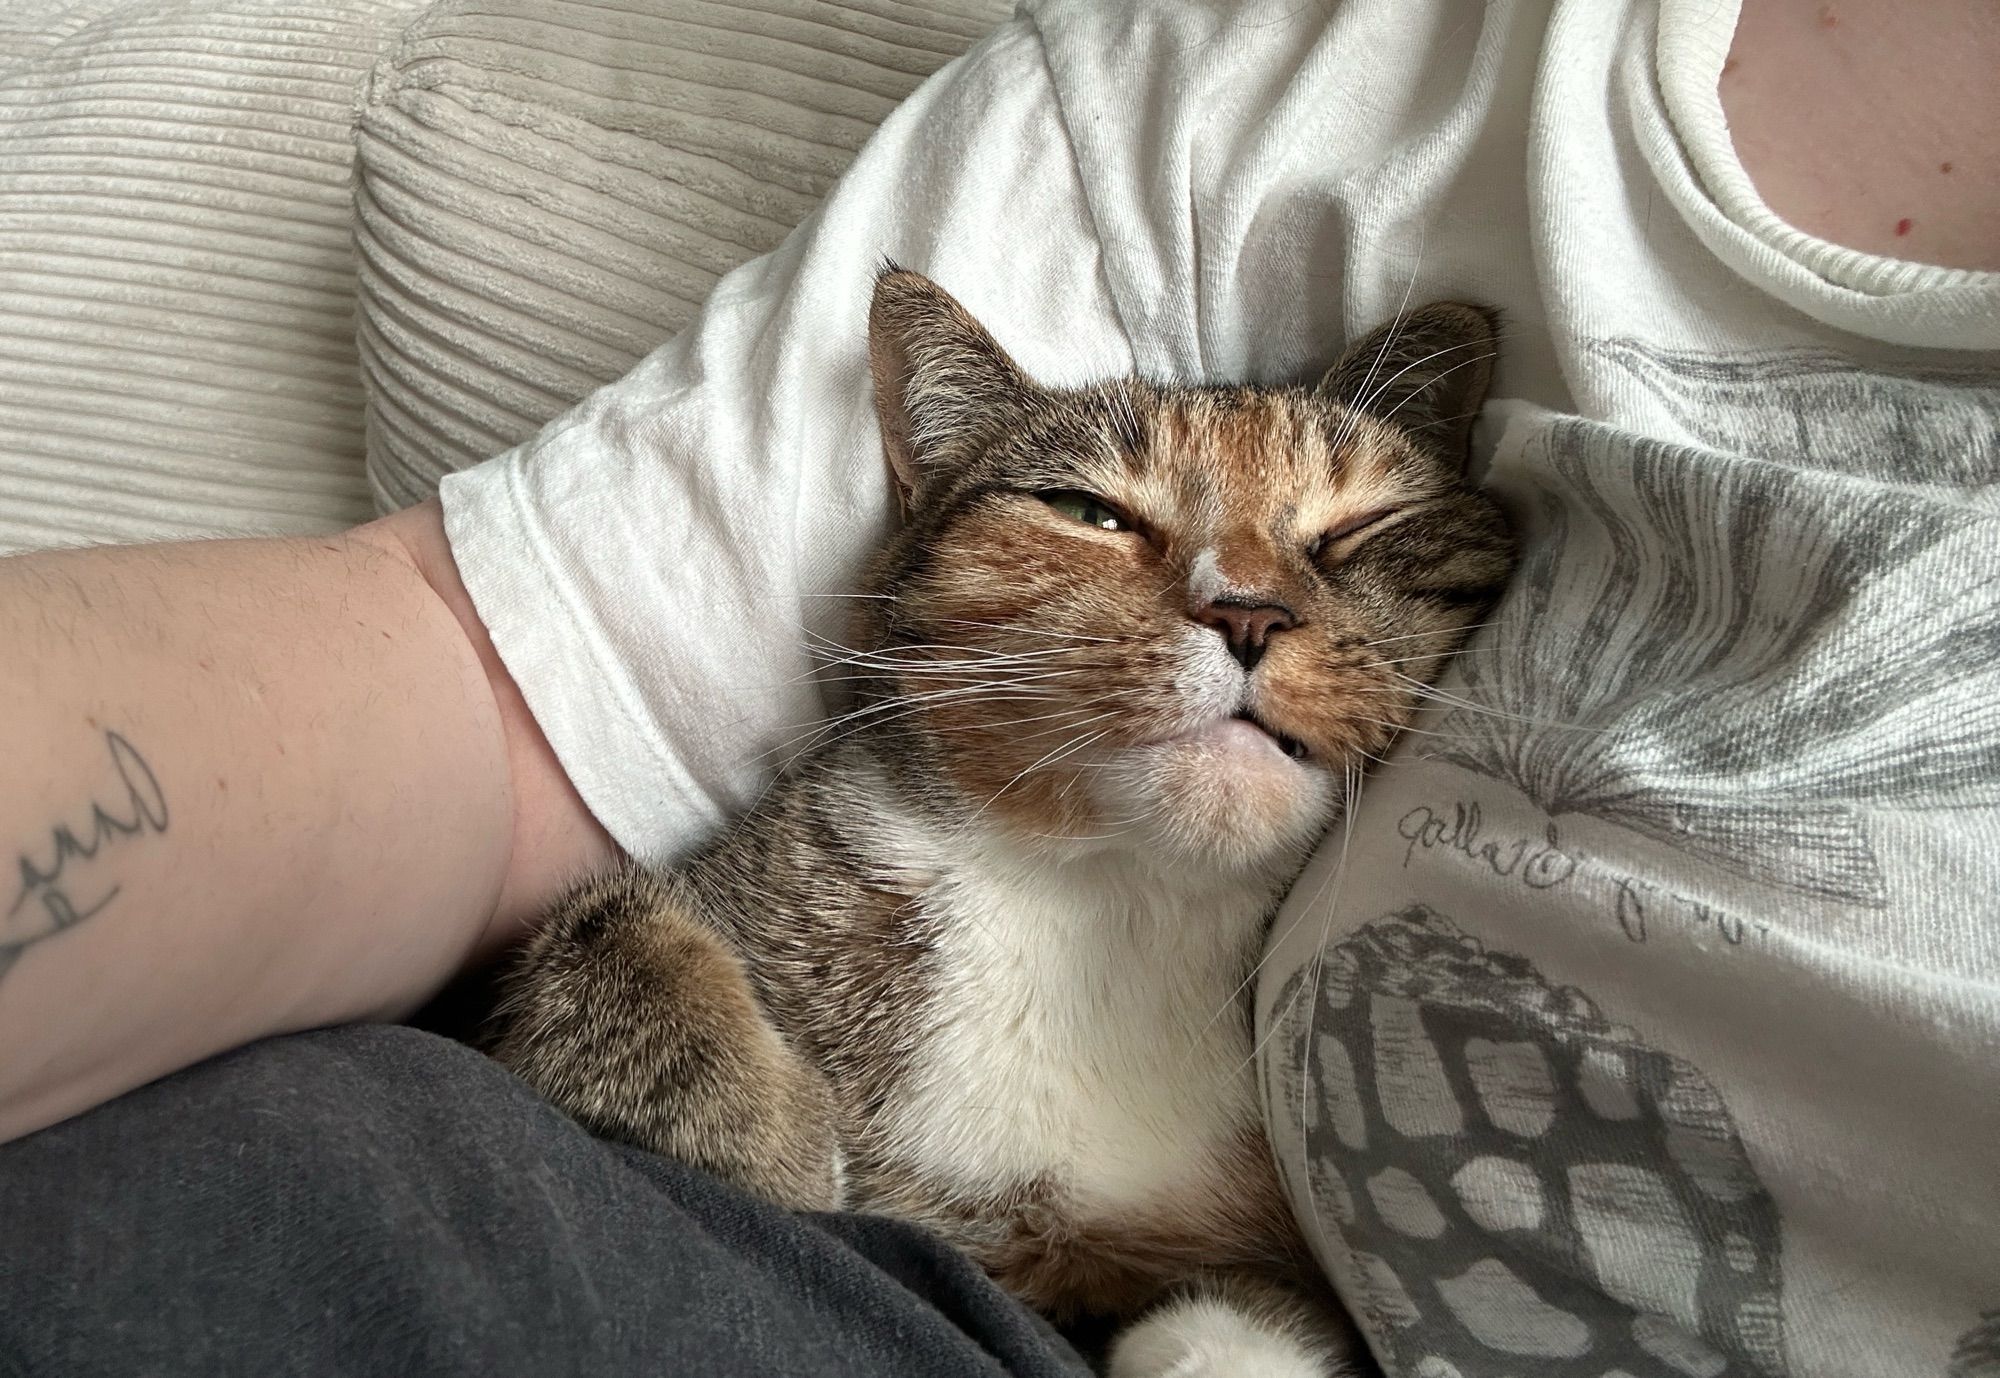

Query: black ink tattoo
<box><xmin>3</xmin><ymin>730</ymin><xmax>169</xmax><ymax>985</ymax></box>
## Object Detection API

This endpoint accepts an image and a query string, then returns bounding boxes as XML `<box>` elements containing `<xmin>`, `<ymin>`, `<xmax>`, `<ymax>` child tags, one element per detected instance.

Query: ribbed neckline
<box><xmin>1639</xmin><ymin>0</ymin><xmax>2000</xmax><ymax>348</ymax></box>
<box><xmin>1656</xmin><ymin>0</ymin><xmax>2000</xmax><ymax>300</ymax></box>
<box><xmin>1655</xmin><ymin>0</ymin><xmax>1997</xmax><ymax>300</ymax></box>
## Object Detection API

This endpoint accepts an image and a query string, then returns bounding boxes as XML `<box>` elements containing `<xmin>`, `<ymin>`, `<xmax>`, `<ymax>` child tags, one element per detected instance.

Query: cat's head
<box><xmin>850</xmin><ymin>269</ymin><xmax>1513</xmax><ymax>873</ymax></box>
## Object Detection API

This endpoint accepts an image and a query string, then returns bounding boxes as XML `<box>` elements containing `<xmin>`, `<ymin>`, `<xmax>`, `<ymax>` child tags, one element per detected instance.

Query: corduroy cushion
<box><xmin>351</xmin><ymin>0</ymin><xmax>1009</xmax><ymax>511</ymax></box>
<box><xmin>0</xmin><ymin>0</ymin><xmax>423</xmax><ymax>554</ymax></box>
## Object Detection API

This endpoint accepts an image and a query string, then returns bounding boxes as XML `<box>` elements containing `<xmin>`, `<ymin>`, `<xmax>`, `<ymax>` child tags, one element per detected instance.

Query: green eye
<box><xmin>1042</xmin><ymin>490</ymin><xmax>1128</xmax><ymax>532</ymax></box>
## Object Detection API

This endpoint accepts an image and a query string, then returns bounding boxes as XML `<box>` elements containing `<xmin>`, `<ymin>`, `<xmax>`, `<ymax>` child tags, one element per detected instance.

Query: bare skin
<box><xmin>1723</xmin><ymin>0</ymin><xmax>2000</xmax><ymax>270</ymax></box>
<box><xmin>0</xmin><ymin>501</ymin><xmax>612</xmax><ymax>1142</ymax></box>
<box><xmin>0</xmin><ymin>0</ymin><xmax>1990</xmax><ymax>1146</ymax></box>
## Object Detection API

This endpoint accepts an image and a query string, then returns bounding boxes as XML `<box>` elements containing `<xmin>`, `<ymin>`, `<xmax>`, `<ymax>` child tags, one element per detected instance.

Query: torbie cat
<box><xmin>488</xmin><ymin>269</ymin><xmax>1515</xmax><ymax>1377</ymax></box>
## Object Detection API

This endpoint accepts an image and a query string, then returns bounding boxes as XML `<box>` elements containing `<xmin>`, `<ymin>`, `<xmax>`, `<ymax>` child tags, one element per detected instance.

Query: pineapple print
<box><xmin>1269</xmin><ymin>906</ymin><xmax>1787</xmax><ymax>1377</ymax></box>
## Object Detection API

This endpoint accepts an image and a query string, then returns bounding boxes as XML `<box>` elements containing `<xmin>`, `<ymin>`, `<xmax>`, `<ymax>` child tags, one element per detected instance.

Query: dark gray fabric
<box><xmin>0</xmin><ymin>1026</ymin><xmax>1090</xmax><ymax>1378</ymax></box>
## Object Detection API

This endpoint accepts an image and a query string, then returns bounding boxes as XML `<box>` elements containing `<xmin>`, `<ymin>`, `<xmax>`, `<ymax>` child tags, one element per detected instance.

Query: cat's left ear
<box><xmin>1317</xmin><ymin>302</ymin><xmax>1499</xmax><ymax>469</ymax></box>
<box><xmin>868</xmin><ymin>267</ymin><xmax>1029</xmax><ymax>506</ymax></box>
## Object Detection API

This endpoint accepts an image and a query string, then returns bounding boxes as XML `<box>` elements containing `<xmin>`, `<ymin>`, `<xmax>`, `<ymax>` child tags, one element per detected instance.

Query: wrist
<box><xmin>357</xmin><ymin>501</ymin><xmax>618</xmax><ymax>962</ymax></box>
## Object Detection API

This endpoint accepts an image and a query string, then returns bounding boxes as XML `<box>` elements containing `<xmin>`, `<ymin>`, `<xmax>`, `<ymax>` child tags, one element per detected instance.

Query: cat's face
<box><xmin>854</xmin><ymin>271</ymin><xmax>1514</xmax><ymax>872</ymax></box>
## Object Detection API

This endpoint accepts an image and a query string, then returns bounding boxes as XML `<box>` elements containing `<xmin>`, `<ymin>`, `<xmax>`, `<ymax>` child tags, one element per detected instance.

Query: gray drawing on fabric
<box><xmin>1435</xmin><ymin>416</ymin><xmax>2000</xmax><ymax>908</ymax></box>
<box><xmin>1952</xmin><ymin>1312</ymin><xmax>2000</xmax><ymax>1377</ymax></box>
<box><xmin>1269</xmin><ymin>905</ymin><xmax>1786</xmax><ymax>1377</ymax></box>
<box><xmin>1583</xmin><ymin>339</ymin><xmax>2000</xmax><ymax>488</ymax></box>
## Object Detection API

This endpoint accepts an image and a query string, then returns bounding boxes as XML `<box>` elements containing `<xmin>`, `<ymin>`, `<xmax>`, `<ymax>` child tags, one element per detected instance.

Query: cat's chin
<box><xmin>1090</xmin><ymin>718</ymin><xmax>1335</xmax><ymax>871</ymax></box>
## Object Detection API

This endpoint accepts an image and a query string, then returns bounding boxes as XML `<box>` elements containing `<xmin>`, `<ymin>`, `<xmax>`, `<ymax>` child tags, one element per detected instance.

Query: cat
<box><xmin>487</xmin><ymin>268</ymin><xmax>1515</xmax><ymax>1377</ymax></box>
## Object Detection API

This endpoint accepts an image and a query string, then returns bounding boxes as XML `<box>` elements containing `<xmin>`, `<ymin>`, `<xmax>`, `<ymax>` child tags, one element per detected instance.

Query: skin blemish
<box><xmin>1896</xmin><ymin>217</ymin><xmax>1914</xmax><ymax>237</ymax></box>
<box><xmin>1940</xmin><ymin>161</ymin><xmax>1954</xmax><ymax>174</ymax></box>
<box><xmin>1722</xmin><ymin>57</ymin><xmax>1739</xmax><ymax>77</ymax></box>
<box><xmin>1817</xmin><ymin>3</ymin><xmax>1837</xmax><ymax>27</ymax></box>
<box><xmin>216</xmin><ymin>776</ymin><xmax>228</xmax><ymax>793</ymax></box>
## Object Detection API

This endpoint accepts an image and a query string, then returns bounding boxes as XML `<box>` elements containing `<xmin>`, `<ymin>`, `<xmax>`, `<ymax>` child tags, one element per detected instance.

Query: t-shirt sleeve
<box><xmin>438</xmin><ymin>21</ymin><xmax>1132</xmax><ymax>863</ymax></box>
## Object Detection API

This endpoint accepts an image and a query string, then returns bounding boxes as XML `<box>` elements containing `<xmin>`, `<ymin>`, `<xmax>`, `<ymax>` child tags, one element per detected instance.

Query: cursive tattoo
<box><xmin>3</xmin><ymin>730</ymin><xmax>169</xmax><ymax>985</ymax></box>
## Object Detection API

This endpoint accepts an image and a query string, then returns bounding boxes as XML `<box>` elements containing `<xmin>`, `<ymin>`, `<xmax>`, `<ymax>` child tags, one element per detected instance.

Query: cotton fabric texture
<box><xmin>439</xmin><ymin>1</ymin><xmax>2000</xmax><ymax>1374</ymax></box>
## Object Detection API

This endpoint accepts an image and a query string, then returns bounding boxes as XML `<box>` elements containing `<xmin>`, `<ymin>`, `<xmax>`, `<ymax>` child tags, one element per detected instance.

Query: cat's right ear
<box><xmin>868</xmin><ymin>267</ymin><xmax>1028</xmax><ymax>508</ymax></box>
<box><xmin>1317</xmin><ymin>302</ymin><xmax>1499</xmax><ymax>471</ymax></box>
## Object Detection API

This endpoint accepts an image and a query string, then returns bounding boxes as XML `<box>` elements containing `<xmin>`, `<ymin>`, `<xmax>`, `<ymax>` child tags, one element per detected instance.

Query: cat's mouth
<box><xmin>1232</xmin><ymin>710</ymin><xmax>1310</xmax><ymax>762</ymax></box>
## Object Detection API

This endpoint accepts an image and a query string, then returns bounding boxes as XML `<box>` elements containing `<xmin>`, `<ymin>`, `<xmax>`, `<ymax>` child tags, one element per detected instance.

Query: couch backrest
<box><xmin>352</xmin><ymin>0</ymin><xmax>1010</xmax><ymax>512</ymax></box>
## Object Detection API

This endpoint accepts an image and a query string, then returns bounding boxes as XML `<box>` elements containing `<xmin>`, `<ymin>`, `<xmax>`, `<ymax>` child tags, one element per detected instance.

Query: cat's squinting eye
<box><xmin>1309</xmin><ymin>506</ymin><xmax>1399</xmax><ymax>558</ymax></box>
<box><xmin>1040</xmin><ymin>490</ymin><xmax>1131</xmax><ymax>532</ymax></box>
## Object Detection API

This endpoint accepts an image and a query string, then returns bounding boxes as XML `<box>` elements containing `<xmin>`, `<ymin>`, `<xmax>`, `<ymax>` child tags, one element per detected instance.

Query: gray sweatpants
<box><xmin>0</xmin><ymin>1026</ymin><xmax>1091</xmax><ymax>1377</ymax></box>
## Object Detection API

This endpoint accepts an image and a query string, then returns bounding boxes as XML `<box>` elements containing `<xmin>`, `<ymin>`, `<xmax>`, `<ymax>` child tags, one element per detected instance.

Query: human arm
<box><xmin>0</xmin><ymin>6</ymin><xmax>1125</xmax><ymax>1146</ymax></box>
<box><xmin>0</xmin><ymin>499</ymin><xmax>613</xmax><ymax>1143</ymax></box>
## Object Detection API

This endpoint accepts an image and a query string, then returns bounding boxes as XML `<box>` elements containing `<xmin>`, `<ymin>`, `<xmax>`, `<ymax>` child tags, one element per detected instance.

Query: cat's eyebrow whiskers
<box><xmin>1324</xmin><ymin>238</ymin><xmax>1428</xmax><ymax>460</ymax></box>
<box><xmin>1352</xmin><ymin>339</ymin><xmax>1498</xmax><ymax>421</ymax></box>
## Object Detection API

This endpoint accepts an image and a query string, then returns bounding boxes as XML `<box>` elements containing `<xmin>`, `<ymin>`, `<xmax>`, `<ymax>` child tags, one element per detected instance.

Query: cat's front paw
<box><xmin>1107</xmin><ymin>1295</ymin><xmax>1358</xmax><ymax>1378</ymax></box>
<box><xmin>488</xmin><ymin>864</ymin><xmax>846</xmax><ymax>1213</ymax></box>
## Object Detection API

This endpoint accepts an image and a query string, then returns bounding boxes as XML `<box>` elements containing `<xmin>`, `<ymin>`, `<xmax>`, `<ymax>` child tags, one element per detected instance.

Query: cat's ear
<box><xmin>1317</xmin><ymin>302</ymin><xmax>1499</xmax><ymax>468</ymax></box>
<box><xmin>868</xmin><ymin>267</ymin><xmax>1028</xmax><ymax>505</ymax></box>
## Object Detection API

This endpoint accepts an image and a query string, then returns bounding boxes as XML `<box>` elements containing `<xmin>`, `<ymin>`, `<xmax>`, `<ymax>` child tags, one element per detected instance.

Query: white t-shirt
<box><xmin>440</xmin><ymin>1</ymin><xmax>2000</xmax><ymax>1373</ymax></box>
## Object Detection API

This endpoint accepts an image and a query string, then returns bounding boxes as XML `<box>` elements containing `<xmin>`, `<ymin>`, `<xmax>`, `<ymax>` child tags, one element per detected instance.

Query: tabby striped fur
<box><xmin>489</xmin><ymin>270</ymin><xmax>1515</xmax><ymax>1376</ymax></box>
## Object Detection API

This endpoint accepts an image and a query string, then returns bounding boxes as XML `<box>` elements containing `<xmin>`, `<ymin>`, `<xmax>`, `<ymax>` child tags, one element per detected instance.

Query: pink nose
<box><xmin>1195</xmin><ymin>598</ymin><xmax>1297</xmax><ymax>670</ymax></box>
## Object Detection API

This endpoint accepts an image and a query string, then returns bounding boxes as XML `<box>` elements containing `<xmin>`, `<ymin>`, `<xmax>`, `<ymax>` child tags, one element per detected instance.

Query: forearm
<box><xmin>0</xmin><ymin>502</ymin><xmax>610</xmax><ymax>1142</ymax></box>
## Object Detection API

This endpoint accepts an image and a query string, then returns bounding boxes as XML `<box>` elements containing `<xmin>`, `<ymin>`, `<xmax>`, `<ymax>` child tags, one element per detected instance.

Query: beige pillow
<box><xmin>0</xmin><ymin>0</ymin><xmax>422</xmax><ymax>554</ymax></box>
<box><xmin>352</xmin><ymin>0</ymin><xmax>1008</xmax><ymax>511</ymax></box>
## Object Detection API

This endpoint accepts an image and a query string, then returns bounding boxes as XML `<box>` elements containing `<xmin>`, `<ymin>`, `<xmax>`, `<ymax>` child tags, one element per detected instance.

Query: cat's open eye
<box><xmin>1308</xmin><ymin>506</ymin><xmax>1399</xmax><ymax>559</ymax></box>
<box><xmin>1040</xmin><ymin>490</ymin><xmax>1130</xmax><ymax>532</ymax></box>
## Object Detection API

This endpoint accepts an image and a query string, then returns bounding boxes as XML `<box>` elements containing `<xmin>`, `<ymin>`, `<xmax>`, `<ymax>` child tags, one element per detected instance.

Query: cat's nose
<box><xmin>1195</xmin><ymin>597</ymin><xmax>1297</xmax><ymax>671</ymax></box>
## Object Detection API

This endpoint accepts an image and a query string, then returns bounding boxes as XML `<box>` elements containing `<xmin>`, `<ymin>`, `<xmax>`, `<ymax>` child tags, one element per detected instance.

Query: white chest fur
<box><xmin>876</xmin><ymin>841</ymin><xmax>1275</xmax><ymax>1209</ymax></box>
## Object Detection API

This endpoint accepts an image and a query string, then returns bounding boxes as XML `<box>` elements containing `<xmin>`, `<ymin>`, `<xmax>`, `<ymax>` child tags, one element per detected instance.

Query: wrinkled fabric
<box><xmin>0</xmin><ymin>1026</ymin><xmax>1089</xmax><ymax>1378</ymax></box>
<box><xmin>438</xmin><ymin>0</ymin><xmax>2000</xmax><ymax>1374</ymax></box>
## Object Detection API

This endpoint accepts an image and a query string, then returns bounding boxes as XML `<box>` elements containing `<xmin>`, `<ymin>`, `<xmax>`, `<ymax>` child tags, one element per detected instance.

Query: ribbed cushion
<box><xmin>0</xmin><ymin>0</ymin><xmax>424</xmax><ymax>554</ymax></box>
<box><xmin>352</xmin><ymin>0</ymin><xmax>1008</xmax><ymax>511</ymax></box>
